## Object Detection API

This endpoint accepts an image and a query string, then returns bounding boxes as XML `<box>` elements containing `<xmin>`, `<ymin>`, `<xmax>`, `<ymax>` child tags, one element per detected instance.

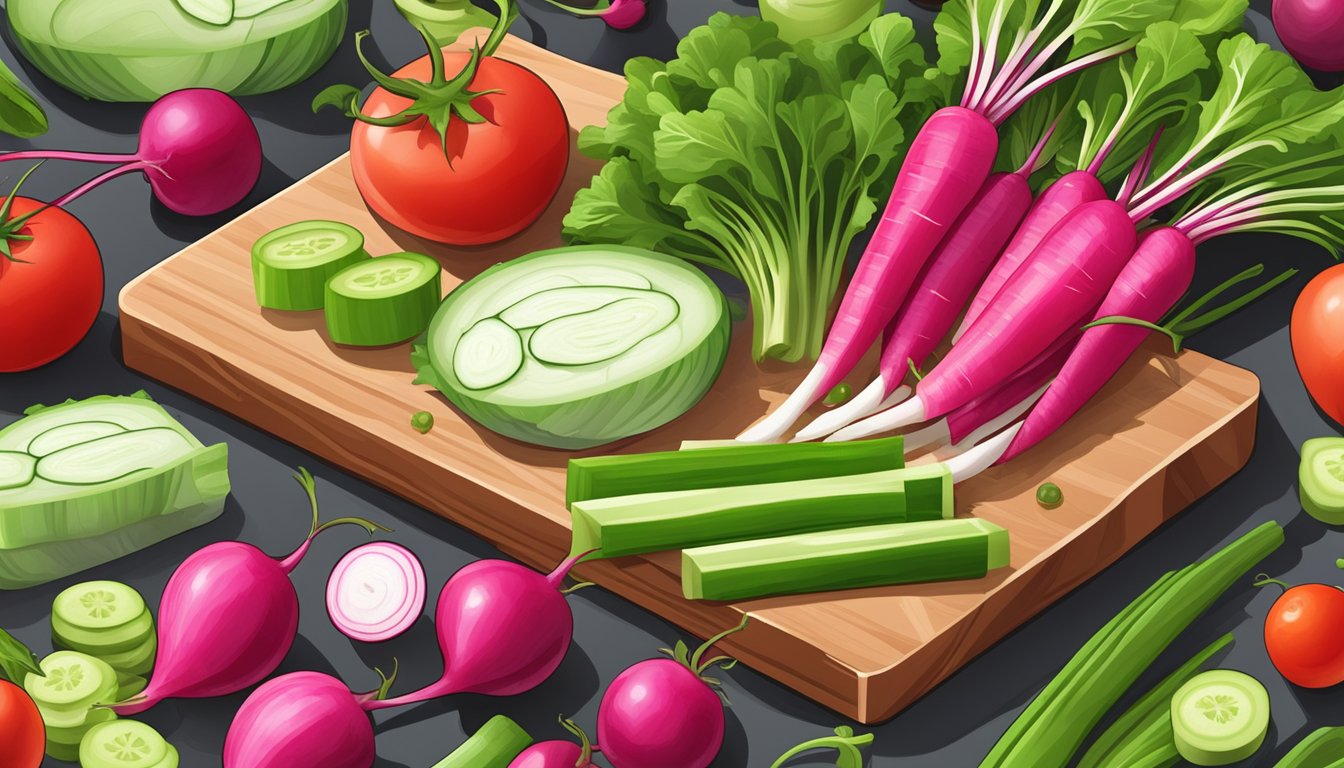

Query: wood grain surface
<box><xmin>119</xmin><ymin>33</ymin><xmax>1261</xmax><ymax>723</ymax></box>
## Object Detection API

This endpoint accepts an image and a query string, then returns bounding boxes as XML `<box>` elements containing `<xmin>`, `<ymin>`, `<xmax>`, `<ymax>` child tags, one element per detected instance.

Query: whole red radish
<box><xmin>509</xmin><ymin>718</ymin><xmax>599</xmax><ymax>768</ymax></box>
<box><xmin>1273</xmin><ymin>0</ymin><xmax>1344</xmax><ymax>71</ymax></box>
<box><xmin>597</xmin><ymin>616</ymin><xmax>749</xmax><ymax>768</ymax></box>
<box><xmin>224</xmin><ymin>668</ymin><xmax>396</xmax><ymax>768</ymax></box>
<box><xmin>0</xmin><ymin>166</ymin><xmax>102</xmax><ymax>372</ymax></box>
<box><xmin>363</xmin><ymin>549</ymin><xmax>594</xmax><ymax>709</ymax></box>
<box><xmin>112</xmin><ymin>468</ymin><xmax>387</xmax><ymax>715</ymax></box>
<box><xmin>1257</xmin><ymin>575</ymin><xmax>1344</xmax><ymax>688</ymax></box>
<box><xmin>317</xmin><ymin>0</ymin><xmax>568</xmax><ymax>245</ymax></box>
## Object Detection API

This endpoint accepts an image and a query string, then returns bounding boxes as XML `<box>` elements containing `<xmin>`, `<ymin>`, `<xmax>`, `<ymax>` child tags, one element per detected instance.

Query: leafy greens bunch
<box><xmin>563</xmin><ymin>13</ymin><xmax>940</xmax><ymax>363</ymax></box>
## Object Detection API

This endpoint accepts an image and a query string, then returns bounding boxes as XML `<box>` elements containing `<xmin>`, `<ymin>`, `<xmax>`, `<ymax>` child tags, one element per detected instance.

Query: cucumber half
<box><xmin>1300</xmin><ymin>437</ymin><xmax>1344</xmax><ymax>525</ymax></box>
<box><xmin>252</xmin><ymin>220</ymin><xmax>370</xmax><ymax>311</ymax></box>
<box><xmin>80</xmin><ymin>719</ymin><xmax>176</xmax><ymax>768</ymax></box>
<box><xmin>413</xmin><ymin>246</ymin><xmax>730</xmax><ymax>449</ymax></box>
<box><xmin>1172</xmin><ymin>669</ymin><xmax>1270</xmax><ymax>766</ymax></box>
<box><xmin>325</xmin><ymin>252</ymin><xmax>442</xmax><ymax>346</ymax></box>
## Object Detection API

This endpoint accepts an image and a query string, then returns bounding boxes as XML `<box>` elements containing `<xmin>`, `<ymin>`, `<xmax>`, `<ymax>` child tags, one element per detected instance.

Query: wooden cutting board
<box><xmin>119</xmin><ymin>33</ymin><xmax>1261</xmax><ymax>723</ymax></box>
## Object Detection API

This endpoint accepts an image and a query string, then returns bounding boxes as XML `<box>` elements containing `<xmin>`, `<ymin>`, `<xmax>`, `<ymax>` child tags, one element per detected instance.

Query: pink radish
<box><xmin>736</xmin><ymin>0</ymin><xmax>1163</xmax><ymax>443</ymax></box>
<box><xmin>954</xmin><ymin>171</ymin><xmax>1109</xmax><ymax>342</ymax></box>
<box><xmin>327</xmin><ymin>541</ymin><xmax>426</xmax><ymax>643</ymax></box>
<box><xmin>830</xmin><ymin>200</ymin><xmax>1137</xmax><ymax>442</ymax></box>
<box><xmin>223</xmin><ymin>668</ymin><xmax>396</xmax><ymax>768</ymax></box>
<box><xmin>509</xmin><ymin>719</ymin><xmax>599</xmax><ymax>768</ymax></box>
<box><xmin>597</xmin><ymin>616</ymin><xmax>748</xmax><ymax>768</ymax></box>
<box><xmin>794</xmin><ymin>126</ymin><xmax>1055</xmax><ymax>442</ymax></box>
<box><xmin>112</xmin><ymin>468</ymin><xmax>386</xmax><ymax>715</ymax></box>
<box><xmin>944</xmin><ymin>335</ymin><xmax>1077</xmax><ymax>446</ymax></box>
<box><xmin>0</xmin><ymin>89</ymin><xmax>261</xmax><ymax>216</ymax></box>
<box><xmin>538</xmin><ymin>0</ymin><xmax>646</xmax><ymax>28</ymax></box>
<box><xmin>362</xmin><ymin>550</ymin><xmax>593</xmax><ymax>709</ymax></box>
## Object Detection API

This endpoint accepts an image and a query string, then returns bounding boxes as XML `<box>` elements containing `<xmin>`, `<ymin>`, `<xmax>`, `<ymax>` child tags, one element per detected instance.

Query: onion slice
<box><xmin>326</xmin><ymin>542</ymin><xmax>426</xmax><ymax>643</ymax></box>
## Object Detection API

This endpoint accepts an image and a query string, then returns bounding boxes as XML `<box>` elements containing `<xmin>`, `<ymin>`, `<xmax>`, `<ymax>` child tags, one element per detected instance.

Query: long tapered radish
<box><xmin>112</xmin><ymin>469</ymin><xmax>386</xmax><ymax>715</ymax></box>
<box><xmin>737</xmin><ymin>106</ymin><xmax>999</xmax><ymax>443</ymax></box>
<box><xmin>830</xmin><ymin>200</ymin><xmax>1137</xmax><ymax>442</ymax></box>
<box><xmin>794</xmin><ymin>165</ymin><xmax>1036</xmax><ymax>442</ymax></box>
<box><xmin>999</xmin><ymin>226</ymin><xmax>1195</xmax><ymax>464</ymax></box>
<box><xmin>953</xmin><ymin>171</ymin><xmax>1109</xmax><ymax>342</ymax></box>
<box><xmin>945</xmin><ymin>335</ymin><xmax>1076</xmax><ymax>446</ymax></box>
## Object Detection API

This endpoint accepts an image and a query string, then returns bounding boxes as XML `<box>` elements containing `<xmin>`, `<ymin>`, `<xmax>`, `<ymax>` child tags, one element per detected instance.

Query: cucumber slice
<box><xmin>682</xmin><ymin>518</ymin><xmax>1009</xmax><ymax>601</ymax></box>
<box><xmin>499</xmin><ymin>286</ymin><xmax>656</xmax><ymax>329</ymax></box>
<box><xmin>53</xmin><ymin>607</ymin><xmax>154</xmax><ymax>653</ymax></box>
<box><xmin>325</xmin><ymin>252</ymin><xmax>442</xmax><ymax>346</ymax></box>
<box><xmin>25</xmin><ymin>651</ymin><xmax>117</xmax><ymax>710</ymax></box>
<box><xmin>0</xmin><ymin>451</ymin><xmax>36</xmax><ymax>491</ymax></box>
<box><xmin>80</xmin><ymin>720</ymin><xmax>171</xmax><ymax>768</ymax></box>
<box><xmin>46</xmin><ymin>738</ymin><xmax>82</xmax><ymax>763</ymax></box>
<box><xmin>1171</xmin><ymin>669</ymin><xmax>1270</xmax><ymax>766</ymax></box>
<box><xmin>44</xmin><ymin>707</ymin><xmax>115</xmax><ymax>746</ymax></box>
<box><xmin>53</xmin><ymin>581</ymin><xmax>147</xmax><ymax>632</ymax></box>
<box><xmin>116</xmin><ymin>673</ymin><xmax>147</xmax><ymax>701</ymax></box>
<box><xmin>1300</xmin><ymin>438</ymin><xmax>1344</xmax><ymax>525</ymax></box>
<box><xmin>98</xmin><ymin>635</ymin><xmax>157</xmax><ymax>677</ymax></box>
<box><xmin>251</xmin><ymin>220</ymin><xmax>370</xmax><ymax>311</ymax></box>
<box><xmin>455</xmin><ymin>319</ymin><xmax>524</xmax><ymax>390</ymax></box>
<box><xmin>529</xmin><ymin>293</ymin><xmax>680</xmax><ymax>366</ymax></box>
<box><xmin>28</xmin><ymin>421</ymin><xmax>126</xmax><ymax>457</ymax></box>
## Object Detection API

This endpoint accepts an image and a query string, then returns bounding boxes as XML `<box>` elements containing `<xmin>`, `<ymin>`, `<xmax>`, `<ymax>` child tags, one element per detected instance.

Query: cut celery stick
<box><xmin>434</xmin><ymin>715</ymin><xmax>533</xmax><ymax>768</ymax></box>
<box><xmin>568</xmin><ymin>437</ymin><xmax>905</xmax><ymax>509</ymax></box>
<box><xmin>682</xmin><ymin>518</ymin><xmax>1008</xmax><ymax>601</ymax></box>
<box><xmin>571</xmin><ymin>462</ymin><xmax>950</xmax><ymax>559</ymax></box>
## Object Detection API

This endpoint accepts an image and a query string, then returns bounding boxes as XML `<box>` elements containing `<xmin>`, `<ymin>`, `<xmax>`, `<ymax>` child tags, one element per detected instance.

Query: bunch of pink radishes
<box><xmin>107</xmin><ymin>468</ymin><xmax>741</xmax><ymax>768</ymax></box>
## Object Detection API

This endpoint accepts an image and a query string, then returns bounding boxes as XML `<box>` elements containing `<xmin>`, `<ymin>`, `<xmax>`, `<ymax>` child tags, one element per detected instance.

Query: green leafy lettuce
<box><xmin>564</xmin><ymin>13</ymin><xmax>937</xmax><ymax>363</ymax></box>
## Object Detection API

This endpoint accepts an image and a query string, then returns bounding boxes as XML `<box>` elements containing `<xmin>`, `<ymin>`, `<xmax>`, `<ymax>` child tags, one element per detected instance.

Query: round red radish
<box><xmin>1273</xmin><ymin>0</ymin><xmax>1344</xmax><ymax>71</ymax></box>
<box><xmin>509</xmin><ymin>718</ymin><xmax>598</xmax><ymax>768</ymax></box>
<box><xmin>224</xmin><ymin>671</ymin><xmax>379</xmax><ymax>768</ymax></box>
<box><xmin>596</xmin><ymin>617</ymin><xmax>748</xmax><ymax>768</ymax></box>
<box><xmin>365</xmin><ymin>550</ymin><xmax>592</xmax><ymax>709</ymax></box>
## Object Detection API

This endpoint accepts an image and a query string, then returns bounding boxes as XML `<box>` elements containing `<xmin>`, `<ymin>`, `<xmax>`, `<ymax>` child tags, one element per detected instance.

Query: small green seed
<box><xmin>1337</xmin><ymin>558</ymin><xmax>1344</xmax><ymax>570</ymax></box>
<box><xmin>1036</xmin><ymin>482</ymin><xmax>1063</xmax><ymax>509</ymax></box>
<box><xmin>823</xmin><ymin>383</ymin><xmax>852</xmax><ymax>407</ymax></box>
<box><xmin>411</xmin><ymin>411</ymin><xmax>434</xmax><ymax>434</ymax></box>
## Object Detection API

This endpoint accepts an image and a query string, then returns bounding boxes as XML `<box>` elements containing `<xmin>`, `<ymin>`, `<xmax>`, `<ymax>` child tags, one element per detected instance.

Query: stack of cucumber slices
<box><xmin>51</xmin><ymin>581</ymin><xmax>156</xmax><ymax>702</ymax></box>
<box><xmin>253</xmin><ymin>220</ymin><xmax>442</xmax><ymax>347</ymax></box>
<box><xmin>24</xmin><ymin>650</ymin><xmax>121</xmax><ymax>761</ymax></box>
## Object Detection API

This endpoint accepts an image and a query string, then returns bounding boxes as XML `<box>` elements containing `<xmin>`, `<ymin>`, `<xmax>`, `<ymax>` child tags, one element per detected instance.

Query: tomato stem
<box><xmin>0</xmin><ymin>164</ymin><xmax>53</xmax><ymax>263</ymax></box>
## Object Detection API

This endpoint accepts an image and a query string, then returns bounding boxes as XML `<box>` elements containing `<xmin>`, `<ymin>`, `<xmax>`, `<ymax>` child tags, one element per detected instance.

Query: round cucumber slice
<box><xmin>80</xmin><ymin>719</ymin><xmax>171</xmax><ymax>768</ymax></box>
<box><xmin>1300</xmin><ymin>437</ymin><xmax>1344</xmax><ymax>525</ymax></box>
<box><xmin>44</xmin><ymin>707</ymin><xmax>116</xmax><ymax>746</ymax></box>
<box><xmin>325</xmin><ymin>252</ymin><xmax>442</xmax><ymax>346</ymax></box>
<box><xmin>529</xmin><ymin>293</ymin><xmax>680</xmax><ymax>366</ymax></box>
<box><xmin>0</xmin><ymin>451</ymin><xmax>36</xmax><ymax>491</ymax></box>
<box><xmin>415</xmin><ymin>246</ymin><xmax>729</xmax><ymax>449</ymax></box>
<box><xmin>99</xmin><ymin>635</ymin><xmax>157</xmax><ymax>677</ymax></box>
<box><xmin>116</xmin><ymin>673</ymin><xmax>148</xmax><ymax>702</ymax></box>
<box><xmin>25</xmin><ymin>651</ymin><xmax>117</xmax><ymax>710</ymax></box>
<box><xmin>252</xmin><ymin>220</ymin><xmax>370</xmax><ymax>311</ymax></box>
<box><xmin>1172</xmin><ymin>669</ymin><xmax>1270</xmax><ymax>766</ymax></box>
<box><xmin>53</xmin><ymin>581</ymin><xmax>148</xmax><ymax>632</ymax></box>
<box><xmin>53</xmin><ymin>607</ymin><xmax>154</xmax><ymax>654</ymax></box>
<box><xmin>46</xmin><ymin>737</ymin><xmax>82</xmax><ymax>763</ymax></box>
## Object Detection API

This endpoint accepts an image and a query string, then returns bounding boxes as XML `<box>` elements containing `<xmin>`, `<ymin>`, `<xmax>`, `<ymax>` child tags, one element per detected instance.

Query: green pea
<box><xmin>411</xmin><ymin>410</ymin><xmax>435</xmax><ymax>434</ymax></box>
<box><xmin>823</xmin><ymin>383</ymin><xmax>853</xmax><ymax>407</ymax></box>
<box><xmin>1036</xmin><ymin>482</ymin><xmax>1063</xmax><ymax>509</ymax></box>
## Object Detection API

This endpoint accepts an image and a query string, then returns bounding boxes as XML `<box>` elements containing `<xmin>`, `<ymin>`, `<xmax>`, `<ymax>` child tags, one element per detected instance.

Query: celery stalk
<box><xmin>682</xmin><ymin>518</ymin><xmax>1008</xmax><ymax>601</ymax></box>
<box><xmin>434</xmin><ymin>715</ymin><xmax>532</xmax><ymax>768</ymax></box>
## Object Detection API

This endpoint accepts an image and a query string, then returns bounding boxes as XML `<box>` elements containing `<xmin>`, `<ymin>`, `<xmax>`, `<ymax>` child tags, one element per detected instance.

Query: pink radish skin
<box><xmin>0</xmin><ymin>89</ymin><xmax>261</xmax><ymax>216</ymax></box>
<box><xmin>1001</xmin><ymin>227</ymin><xmax>1195</xmax><ymax>463</ymax></box>
<box><xmin>955</xmin><ymin>170</ymin><xmax>1109</xmax><ymax>342</ymax></box>
<box><xmin>738</xmin><ymin>106</ymin><xmax>999</xmax><ymax>442</ymax></box>
<box><xmin>224</xmin><ymin>671</ymin><xmax>380</xmax><ymax>768</ymax></box>
<box><xmin>597</xmin><ymin>617</ymin><xmax>748</xmax><ymax>768</ymax></box>
<box><xmin>509</xmin><ymin>719</ymin><xmax>599</xmax><ymax>768</ymax></box>
<box><xmin>363</xmin><ymin>550</ymin><xmax>592</xmax><ymax>709</ymax></box>
<box><xmin>945</xmin><ymin>334</ymin><xmax>1078</xmax><ymax>445</ymax></box>
<box><xmin>112</xmin><ymin>469</ymin><xmax>385</xmax><ymax>715</ymax></box>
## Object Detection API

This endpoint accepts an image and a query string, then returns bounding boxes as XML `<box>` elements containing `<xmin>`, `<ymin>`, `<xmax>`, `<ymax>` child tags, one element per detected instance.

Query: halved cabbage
<box><xmin>412</xmin><ymin>246</ymin><xmax>730</xmax><ymax>449</ymax></box>
<box><xmin>6</xmin><ymin>0</ymin><xmax>347</xmax><ymax>102</ymax></box>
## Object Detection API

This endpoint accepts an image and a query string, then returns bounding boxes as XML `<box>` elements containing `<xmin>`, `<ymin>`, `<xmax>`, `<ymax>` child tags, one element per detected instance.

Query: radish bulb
<box><xmin>509</xmin><ymin>718</ymin><xmax>599</xmax><ymax>768</ymax></box>
<box><xmin>327</xmin><ymin>542</ymin><xmax>426</xmax><ymax>643</ymax></box>
<box><xmin>363</xmin><ymin>550</ymin><xmax>595</xmax><ymax>709</ymax></box>
<box><xmin>0</xmin><ymin>89</ymin><xmax>261</xmax><ymax>216</ymax></box>
<box><xmin>111</xmin><ymin>468</ymin><xmax>388</xmax><ymax>715</ymax></box>
<box><xmin>597</xmin><ymin>616</ymin><xmax>749</xmax><ymax>768</ymax></box>
<box><xmin>223</xmin><ymin>666</ymin><xmax>398</xmax><ymax>768</ymax></box>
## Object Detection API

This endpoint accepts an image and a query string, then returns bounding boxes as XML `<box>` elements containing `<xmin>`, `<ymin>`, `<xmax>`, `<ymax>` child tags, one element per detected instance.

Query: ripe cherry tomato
<box><xmin>1291</xmin><ymin>264</ymin><xmax>1344</xmax><ymax>426</ymax></box>
<box><xmin>350</xmin><ymin>54</ymin><xmax>569</xmax><ymax>246</ymax></box>
<box><xmin>0</xmin><ymin>196</ymin><xmax>103</xmax><ymax>372</ymax></box>
<box><xmin>1263</xmin><ymin>582</ymin><xmax>1344</xmax><ymax>688</ymax></box>
<box><xmin>0</xmin><ymin>679</ymin><xmax>45</xmax><ymax>768</ymax></box>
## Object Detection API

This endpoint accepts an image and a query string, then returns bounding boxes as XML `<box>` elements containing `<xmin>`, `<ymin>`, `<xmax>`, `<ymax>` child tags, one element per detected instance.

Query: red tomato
<box><xmin>350</xmin><ymin>54</ymin><xmax>570</xmax><ymax>246</ymax></box>
<box><xmin>1264</xmin><ymin>583</ymin><xmax>1344</xmax><ymax>688</ymax></box>
<box><xmin>0</xmin><ymin>679</ymin><xmax>45</xmax><ymax>768</ymax></box>
<box><xmin>1291</xmin><ymin>264</ymin><xmax>1344</xmax><ymax>426</ymax></box>
<box><xmin>0</xmin><ymin>197</ymin><xmax>103</xmax><ymax>372</ymax></box>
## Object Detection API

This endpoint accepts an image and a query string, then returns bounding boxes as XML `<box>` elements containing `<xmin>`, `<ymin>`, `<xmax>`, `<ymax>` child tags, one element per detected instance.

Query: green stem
<box><xmin>536</xmin><ymin>0</ymin><xmax>613</xmax><ymax>16</ymax></box>
<box><xmin>1082</xmin><ymin>316</ymin><xmax>1184</xmax><ymax>354</ymax></box>
<box><xmin>771</xmin><ymin>727</ymin><xmax>874</xmax><ymax>768</ymax></box>
<box><xmin>1252</xmin><ymin>574</ymin><xmax>1292</xmax><ymax>591</ymax></box>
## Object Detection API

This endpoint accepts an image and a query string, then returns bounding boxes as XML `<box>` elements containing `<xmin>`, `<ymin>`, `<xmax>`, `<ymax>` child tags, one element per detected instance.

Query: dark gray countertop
<box><xmin>4</xmin><ymin>0</ymin><xmax>1344</xmax><ymax>765</ymax></box>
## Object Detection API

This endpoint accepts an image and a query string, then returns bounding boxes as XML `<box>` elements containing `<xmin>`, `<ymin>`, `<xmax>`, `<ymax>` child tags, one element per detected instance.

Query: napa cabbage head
<box><xmin>6</xmin><ymin>0</ymin><xmax>347</xmax><ymax>102</ymax></box>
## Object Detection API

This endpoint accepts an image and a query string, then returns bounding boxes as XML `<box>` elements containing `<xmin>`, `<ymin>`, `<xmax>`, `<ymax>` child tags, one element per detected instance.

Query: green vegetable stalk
<box><xmin>564</xmin><ymin>13</ymin><xmax>941</xmax><ymax>362</ymax></box>
<box><xmin>772</xmin><ymin>725</ymin><xmax>873</xmax><ymax>768</ymax></box>
<box><xmin>0</xmin><ymin>57</ymin><xmax>46</xmax><ymax>139</ymax></box>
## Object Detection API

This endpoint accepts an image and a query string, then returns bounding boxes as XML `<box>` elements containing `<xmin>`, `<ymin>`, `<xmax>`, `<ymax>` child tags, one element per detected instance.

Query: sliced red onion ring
<box><xmin>326</xmin><ymin>542</ymin><xmax>426</xmax><ymax>643</ymax></box>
